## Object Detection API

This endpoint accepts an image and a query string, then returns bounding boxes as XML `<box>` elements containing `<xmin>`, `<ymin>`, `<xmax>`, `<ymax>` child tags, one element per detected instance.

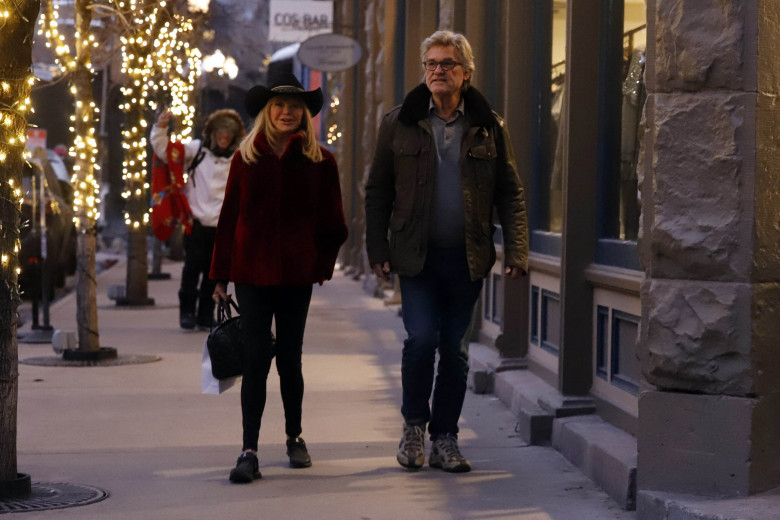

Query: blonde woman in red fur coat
<box><xmin>210</xmin><ymin>72</ymin><xmax>347</xmax><ymax>483</ymax></box>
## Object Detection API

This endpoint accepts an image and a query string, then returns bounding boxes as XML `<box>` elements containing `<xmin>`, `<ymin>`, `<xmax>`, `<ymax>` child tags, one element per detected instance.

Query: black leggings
<box><xmin>235</xmin><ymin>283</ymin><xmax>313</xmax><ymax>452</ymax></box>
<box><xmin>180</xmin><ymin>220</ymin><xmax>217</xmax><ymax>325</ymax></box>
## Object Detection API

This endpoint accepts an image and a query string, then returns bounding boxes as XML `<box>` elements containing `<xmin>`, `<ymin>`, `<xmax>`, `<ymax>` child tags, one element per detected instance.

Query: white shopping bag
<box><xmin>201</xmin><ymin>338</ymin><xmax>241</xmax><ymax>394</ymax></box>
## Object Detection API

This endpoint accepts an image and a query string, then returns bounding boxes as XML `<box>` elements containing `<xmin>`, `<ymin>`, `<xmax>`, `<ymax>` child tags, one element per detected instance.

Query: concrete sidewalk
<box><xmin>13</xmin><ymin>257</ymin><xmax>633</xmax><ymax>519</ymax></box>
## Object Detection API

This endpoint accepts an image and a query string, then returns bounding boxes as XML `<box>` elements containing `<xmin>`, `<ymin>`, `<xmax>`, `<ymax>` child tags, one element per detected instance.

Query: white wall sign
<box><xmin>270</xmin><ymin>0</ymin><xmax>333</xmax><ymax>43</ymax></box>
<box><xmin>297</xmin><ymin>33</ymin><xmax>362</xmax><ymax>72</ymax></box>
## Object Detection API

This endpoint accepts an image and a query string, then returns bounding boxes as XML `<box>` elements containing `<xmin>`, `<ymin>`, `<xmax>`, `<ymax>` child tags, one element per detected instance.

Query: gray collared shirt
<box><xmin>428</xmin><ymin>97</ymin><xmax>467</xmax><ymax>248</ymax></box>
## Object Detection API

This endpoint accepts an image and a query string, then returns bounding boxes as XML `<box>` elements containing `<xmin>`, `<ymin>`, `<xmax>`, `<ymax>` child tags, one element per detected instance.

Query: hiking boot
<box><xmin>229</xmin><ymin>452</ymin><xmax>261</xmax><ymax>483</ymax></box>
<box><xmin>397</xmin><ymin>423</ymin><xmax>425</xmax><ymax>469</ymax></box>
<box><xmin>286</xmin><ymin>437</ymin><xmax>312</xmax><ymax>468</ymax></box>
<box><xmin>429</xmin><ymin>434</ymin><xmax>471</xmax><ymax>473</ymax></box>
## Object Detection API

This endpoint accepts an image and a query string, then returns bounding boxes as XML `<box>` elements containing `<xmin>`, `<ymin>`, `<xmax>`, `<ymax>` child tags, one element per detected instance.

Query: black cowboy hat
<box><xmin>245</xmin><ymin>72</ymin><xmax>324</xmax><ymax>118</ymax></box>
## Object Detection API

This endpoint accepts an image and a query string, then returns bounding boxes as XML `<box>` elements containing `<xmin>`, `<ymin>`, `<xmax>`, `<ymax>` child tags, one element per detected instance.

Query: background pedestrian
<box><xmin>151</xmin><ymin>108</ymin><xmax>245</xmax><ymax>330</ymax></box>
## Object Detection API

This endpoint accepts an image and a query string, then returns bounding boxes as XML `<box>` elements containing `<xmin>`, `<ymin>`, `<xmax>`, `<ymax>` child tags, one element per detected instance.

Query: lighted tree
<box><xmin>39</xmin><ymin>0</ymin><xmax>105</xmax><ymax>353</ymax></box>
<box><xmin>0</xmin><ymin>0</ymin><xmax>40</xmax><ymax>497</ymax></box>
<box><xmin>113</xmin><ymin>0</ymin><xmax>203</xmax><ymax>305</ymax></box>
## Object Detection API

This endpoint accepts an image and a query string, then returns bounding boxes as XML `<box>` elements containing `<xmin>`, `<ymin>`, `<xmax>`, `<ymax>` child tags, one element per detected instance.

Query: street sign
<box><xmin>270</xmin><ymin>0</ymin><xmax>333</xmax><ymax>43</ymax></box>
<box><xmin>297</xmin><ymin>33</ymin><xmax>362</xmax><ymax>72</ymax></box>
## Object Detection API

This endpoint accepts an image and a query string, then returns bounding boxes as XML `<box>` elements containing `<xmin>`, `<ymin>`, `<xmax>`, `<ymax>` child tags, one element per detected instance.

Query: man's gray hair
<box><xmin>420</xmin><ymin>30</ymin><xmax>475</xmax><ymax>90</ymax></box>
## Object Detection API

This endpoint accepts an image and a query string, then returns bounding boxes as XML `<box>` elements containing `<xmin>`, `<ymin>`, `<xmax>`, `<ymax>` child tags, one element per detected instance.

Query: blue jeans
<box><xmin>399</xmin><ymin>246</ymin><xmax>483</xmax><ymax>439</ymax></box>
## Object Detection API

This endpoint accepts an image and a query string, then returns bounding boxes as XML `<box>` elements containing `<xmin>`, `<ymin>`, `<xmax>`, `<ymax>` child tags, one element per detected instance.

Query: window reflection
<box><xmin>547</xmin><ymin>1</ymin><xmax>567</xmax><ymax>234</ymax></box>
<box><xmin>617</xmin><ymin>2</ymin><xmax>646</xmax><ymax>241</ymax></box>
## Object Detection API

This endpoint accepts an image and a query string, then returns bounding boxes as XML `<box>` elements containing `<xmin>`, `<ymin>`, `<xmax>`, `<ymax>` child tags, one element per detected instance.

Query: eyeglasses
<box><xmin>422</xmin><ymin>59</ymin><xmax>461</xmax><ymax>72</ymax></box>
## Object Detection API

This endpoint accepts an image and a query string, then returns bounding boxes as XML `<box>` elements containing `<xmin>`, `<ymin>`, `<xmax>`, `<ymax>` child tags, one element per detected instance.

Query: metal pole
<box><xmin>39</xmin><ymin>168</ymin><xmax>50</xmax><ymax>329</ymax></box>
<box><xmin>30</xmin><ymin>173</ymin><xmax>39</xmax><ymax>329</ymax></box>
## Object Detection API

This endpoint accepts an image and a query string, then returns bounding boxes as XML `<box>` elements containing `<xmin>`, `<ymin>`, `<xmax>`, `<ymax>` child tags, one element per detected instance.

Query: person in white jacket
<box><xmin>151</xmin><ymin>108</ymin><xmax>246</xmax><ymax>329</ymax></box>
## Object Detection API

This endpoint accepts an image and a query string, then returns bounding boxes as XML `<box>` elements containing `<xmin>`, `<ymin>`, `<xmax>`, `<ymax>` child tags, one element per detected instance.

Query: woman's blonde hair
<box><xmin>239</xmin><ymin>96</ymin><xmax>323</xmax><ymax>164</ymax></box>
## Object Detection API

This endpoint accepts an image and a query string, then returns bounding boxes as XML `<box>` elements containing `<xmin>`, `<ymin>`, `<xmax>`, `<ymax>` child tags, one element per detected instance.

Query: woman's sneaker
<box><xmin>229</xmin><ymin>452</ymin><xmax>261</xmax><ymax>482</ymax></box>
<box><xmin>397</xmin><ymin>423</ymin><xmax>425</xmax><ymax>469</ymax></box>
<box><xmin>429</xmin><ymin>434</ymin><xmax>471</xmax><ymax>473</ymax></box>
<box><xmin>286</xmin><ymin>437</ymin><xmax>312</xmax><ymax>468</ymax></box>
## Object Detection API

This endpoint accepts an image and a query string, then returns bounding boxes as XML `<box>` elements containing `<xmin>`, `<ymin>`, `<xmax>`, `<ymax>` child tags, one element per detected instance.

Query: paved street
<box><xmin>13</xmin><ymin>256</ymin><xmax>633</xmax><ymax>519</ymax></box>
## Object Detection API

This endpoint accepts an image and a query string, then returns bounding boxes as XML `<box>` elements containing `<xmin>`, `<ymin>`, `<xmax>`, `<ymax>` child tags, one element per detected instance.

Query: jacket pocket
<box><xmin>467</xmin><ymin>142</ymin><xmax>497</xmax><ymax>160</ymax></box>
<box><xmin>392</xmin><ymin>135</ymin><xmax>422</xmax><ymax>157</ymax></box>
<box><xmin>388</xmin><ymin>216</ymin><xmax>406</xmax><ymax>263</ymax></box>
<box><xmin>392</xmin><ymin>138</ymin><xmax>422</xmax><ymax>214</ymax></box>
<box><xmin>390</xmin><ymin>216</ymin><xmax>406</xmax><ymax>232</ymax></box>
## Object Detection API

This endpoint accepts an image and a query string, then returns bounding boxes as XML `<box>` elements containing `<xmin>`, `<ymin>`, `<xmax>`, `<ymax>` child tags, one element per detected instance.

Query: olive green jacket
<box><xmin>365</xmin><ymin>83</ymin><xmax>529</xmax><ymax>281</ymax></box>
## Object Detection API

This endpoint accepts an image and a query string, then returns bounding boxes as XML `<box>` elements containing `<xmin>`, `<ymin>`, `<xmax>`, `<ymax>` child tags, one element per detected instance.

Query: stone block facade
<box><xmin>639</xmin><ymin>0</ymin><xmax>780</xmax><ymax>501</ymax></box>
<box><xmin>651</xmin><ymin>1</ymin><xmax>753</xmax><ymax>92</ymax></box>
<box><xmin>640</xmin><ymin>279</ymin><xmax>752</xmax><ymax>395</ymax></box>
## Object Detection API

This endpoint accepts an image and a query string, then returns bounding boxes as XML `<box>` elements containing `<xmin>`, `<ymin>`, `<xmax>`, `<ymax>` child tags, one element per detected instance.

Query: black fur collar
<box><xmin>397</xmin><ymin>83</ymin><xmax>497</xmax><ymax>128</ymax></box>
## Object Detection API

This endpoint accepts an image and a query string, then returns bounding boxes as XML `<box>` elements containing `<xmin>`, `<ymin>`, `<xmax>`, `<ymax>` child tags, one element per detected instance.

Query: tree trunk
<box><xmin>76</xmin><ymin>231</ymin><xmax>99</xmax><ymax>350</ymax></box>
<box><xmin>70</xmin><ymin>0</ymin><xmax>102</xmax><ymax>347</ymax></box>
<box><xmin>120</xmin><ymin>35</ymin><xmax>153</xmax><ymax>306</ymax></box>
<box><xmin>125</xmin><ymin>225</ymin><xmax>150</xmax><ymax>304</ymax></box>
<box><xmin>0</xmin><ymin>0</ymin><xmax>40</xmax><ymax>489</ymax></box>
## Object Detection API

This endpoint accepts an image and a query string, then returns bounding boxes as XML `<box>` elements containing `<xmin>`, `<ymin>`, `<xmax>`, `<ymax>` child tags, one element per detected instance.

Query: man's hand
<box><xmin>212</xmin><ymin>282</ymin><xmax>232</xmax><ymax>303</ymax></box>
<box><xmin>504</xmin><ymin>266</ymin><xmax>526</xmax><ymax>280</ymax></box>
<box><xmin>372</xmin><ymin>262</ymin><xmax>391</xmax><ymax>282</ymax></box>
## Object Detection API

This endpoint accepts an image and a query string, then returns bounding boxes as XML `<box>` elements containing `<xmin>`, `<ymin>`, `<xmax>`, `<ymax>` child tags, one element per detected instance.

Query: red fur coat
<box><xmin>210</xmin><ymin>132</ymin><xmax>347</xmax><ymax>286</ymax></box>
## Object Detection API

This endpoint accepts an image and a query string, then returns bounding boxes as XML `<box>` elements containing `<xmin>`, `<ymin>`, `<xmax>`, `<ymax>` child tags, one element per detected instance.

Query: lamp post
<box><xmin>202</xmin><ymin>49</ymin><xmax>239</xmax><ymax>79</ymax></box>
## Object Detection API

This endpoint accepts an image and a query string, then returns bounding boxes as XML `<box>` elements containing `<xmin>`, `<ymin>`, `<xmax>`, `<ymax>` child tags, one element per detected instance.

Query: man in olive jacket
<box><xmin>365</xmin><ymin>30</ymin><xmax>529</xmax><ymax>473</ymax></box>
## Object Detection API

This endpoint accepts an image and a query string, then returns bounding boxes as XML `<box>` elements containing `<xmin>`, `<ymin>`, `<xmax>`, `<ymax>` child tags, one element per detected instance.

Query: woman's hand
<box><xmin>156</xmin><ymin>110</ymin><xmax>172</xmax><ymax>128</ymax></box>
<box><xmin>212</xmin><ymin>282</ymin><xmax>232</xmax><ymax>303</ymax></box>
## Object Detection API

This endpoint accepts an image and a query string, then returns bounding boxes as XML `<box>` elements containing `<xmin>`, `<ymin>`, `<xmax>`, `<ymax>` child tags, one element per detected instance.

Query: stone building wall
<box><xmin>637</xmin><ymin>0</ymin><xmax>780</xmax><ymax>497</ymax></box>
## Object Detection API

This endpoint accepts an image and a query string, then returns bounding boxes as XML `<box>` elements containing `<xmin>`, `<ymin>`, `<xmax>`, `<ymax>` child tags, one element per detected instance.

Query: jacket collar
<box><xmin>254</xmin><ymin>131</ymin><xmax>304</xmax><ymax>156</ymax></box>
<box><xmin>398</xmin><ymin>83</ymin><xmax>497</xmax><ymax>128</ymax></box>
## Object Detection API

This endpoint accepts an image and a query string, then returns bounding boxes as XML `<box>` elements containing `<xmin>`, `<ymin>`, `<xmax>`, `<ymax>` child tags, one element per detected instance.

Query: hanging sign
<box><xmin>26</xmin><ymin>128</ymin><xmax>47</xmax><ymax>152</ymax></box>
<box><xmin>297</xmin><ymin>33</ymin><xmax>362</xmax><ymax>72</ymax></box>
<box><xmin>269</xmin><ymin>0</ymin><xmax>333</xmax><ymax>43</ymax></box>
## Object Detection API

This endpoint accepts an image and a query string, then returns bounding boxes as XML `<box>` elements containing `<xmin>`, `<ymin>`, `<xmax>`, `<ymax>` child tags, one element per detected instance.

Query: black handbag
<box><xmin>206</xmin><ymin>300</ymin><xmax>277</xmax><ymax>380</ymax></box>
<box><xmin>207</xmin><ymin>300</ymin><xmax>244</xmax><ymax>380</ymax></box>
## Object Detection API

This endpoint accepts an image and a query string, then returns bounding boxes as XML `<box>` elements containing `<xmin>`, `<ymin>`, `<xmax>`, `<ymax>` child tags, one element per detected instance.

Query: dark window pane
<box><xmin>530</xmin><ymin>286</ymin><xmax>540</xmax><ymax>344</ymax></box>
<box><xmin>541</xmin><ymin>289</ymin><xmax>560</xmax><ymax>355</ymax></box>
<box><xmin>596</xmin><ymin>306</ymin><xmax>609</xmax><ymax>380</ymax></box>
<box><xmin>611</xmin><ymin>310</ymin><xmax>640</xmax><ymax>394</ymax></box>
<box><xmin>491</xmin><ymin>273</ymin><xmax>503</xmax><ymax>325</ymax></box>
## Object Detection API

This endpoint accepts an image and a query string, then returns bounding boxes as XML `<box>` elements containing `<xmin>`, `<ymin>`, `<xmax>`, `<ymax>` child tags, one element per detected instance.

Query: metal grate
<box><xmin>19</xmin><ymin>354</ymin><xmax>161</xmax><ymax>367</ymax></box>
<box><xmin>0</xmin><ymin>482</ymin><xmax>108</xmax><ymax>513</ymax></box>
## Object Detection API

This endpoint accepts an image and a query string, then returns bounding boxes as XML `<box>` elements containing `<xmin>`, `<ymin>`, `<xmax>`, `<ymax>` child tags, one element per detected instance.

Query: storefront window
<box><xmin>604</xmin><ymin>1</ymin><xmax>646</xmax><ymax>243</ymax></box>
<box><xmin>547</xmin><ymin>1</ymin><xmax>567</xmax><ymax>234</ymax></box>
<box><xmin>617</xmin><ymin>2</ymin><xmax>646</xmax><ymax>241</ymax></box>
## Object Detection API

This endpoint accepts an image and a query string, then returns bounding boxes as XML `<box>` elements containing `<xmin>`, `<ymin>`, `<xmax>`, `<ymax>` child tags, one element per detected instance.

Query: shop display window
<box><xmin>612</xmin><ymin>1</ymin><xmax>646</xmax><ymax>242</ymax></box>
<box><xmin>528</xmin><ymin>1</ymin><xmax>567</xmax><ymax>256</ymax></box>
<box><xmin>547</xmin><ymin>1</ymin><xmax>567</xmax><ymax>235</ymax></box>
<box><xmin>595</xmin><ymin>0</ymin><xmax>646</xmax><ymax>269</ymax></box>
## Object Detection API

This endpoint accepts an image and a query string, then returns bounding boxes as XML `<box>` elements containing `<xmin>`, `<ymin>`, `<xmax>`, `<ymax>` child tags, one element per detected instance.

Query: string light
<box><xmin>326</xmin><ymin>94</ymin><xmax>342</xmax><ymax>146</ymax></box>
<box><xmin>116</xmin><ymin>0</ymin><xmax>201</xmax><ymax>229</ymax></box>
<box><xmin>0</xmin><ymin>1</ymin><xmax>36</xmax><ymax>302</ymax></box>
<box><xmin>38</xmin><ymin>0</ymin><xmax>102</xmax><ymax>231</ymax></box>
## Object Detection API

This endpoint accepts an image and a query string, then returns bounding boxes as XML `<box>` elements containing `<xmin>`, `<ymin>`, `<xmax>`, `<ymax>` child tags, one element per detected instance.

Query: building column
<box><xmin>493</xmin><ymin>0</ymin><xmax>533</xmax><ymax>363</ymax></box>
<box><xmin>637</xmin><ymin>0</ymin><xmax>780</xmax><ymax>503</ymax></box>
<box><xmin>332</xmin><ymin>0</ymin><xmax>357</xmax><ymax>272</ymax></box>
<box><xmin>403</xmin><ymin>1</ymin><xmax>437</xmax><ymax>91</ymax></box>
<box><xmin>556</xmin><ymin>1</ymin><xmax>601</xmax><ymax>403</ymax></box>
